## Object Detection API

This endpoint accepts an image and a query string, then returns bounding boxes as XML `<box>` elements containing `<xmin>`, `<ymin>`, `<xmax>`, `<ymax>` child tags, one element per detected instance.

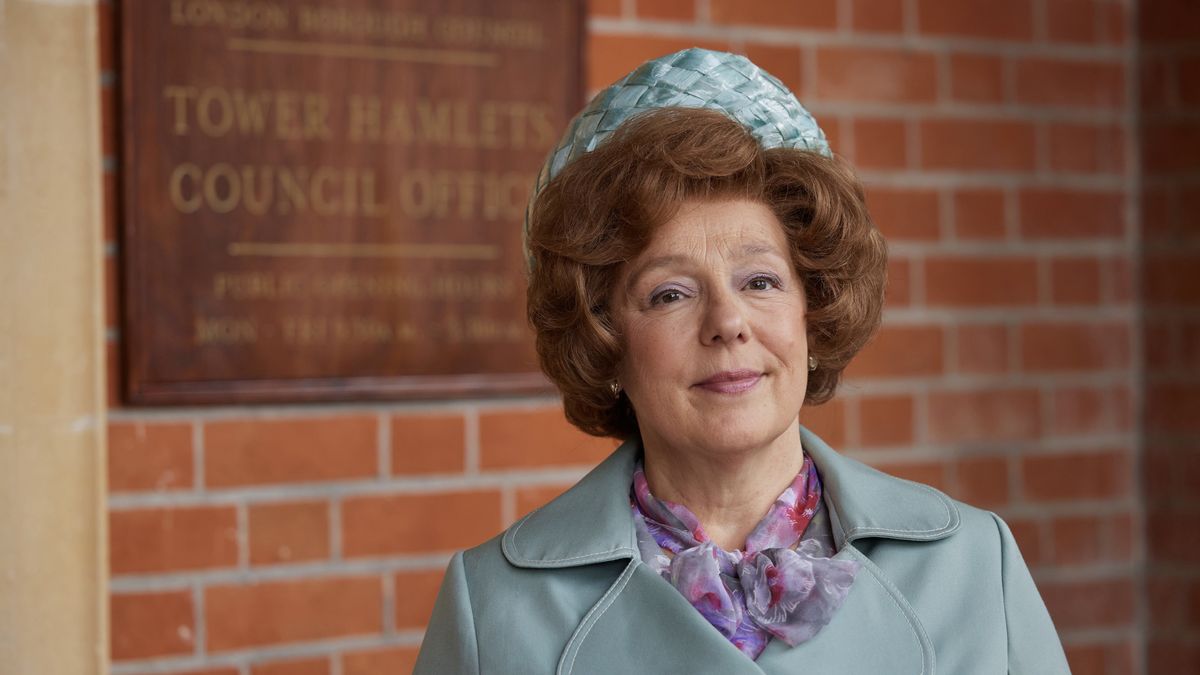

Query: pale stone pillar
<box><xmin>0</xmin><ymin>1</ymin><xmax>108</xmax><ymax>674</ymax></box>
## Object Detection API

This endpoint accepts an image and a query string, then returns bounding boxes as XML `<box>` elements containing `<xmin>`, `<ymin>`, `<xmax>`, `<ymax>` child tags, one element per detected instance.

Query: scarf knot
<box><xmin>630</xmin><ymin>457</ymin><xmax>860</xmax><ymax>659</ymax></box>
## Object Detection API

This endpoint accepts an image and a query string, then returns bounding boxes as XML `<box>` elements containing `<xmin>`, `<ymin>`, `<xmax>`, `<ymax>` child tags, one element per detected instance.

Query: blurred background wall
<box><xmin>92</xmin><ymin>1</ymin><xmax>1197</xmax><ymax>674</ymax></box>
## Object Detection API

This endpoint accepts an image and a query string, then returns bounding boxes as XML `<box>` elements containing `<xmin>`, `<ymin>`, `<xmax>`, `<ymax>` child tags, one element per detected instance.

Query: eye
<box><xmin>744</xmin><ymin>274</ymin><xmax>781</xmax><ymax>291</ymax></box>
<box><xmin>651</xmin><ymin>288</ymin><xmax>686</xmax><ymax>306</ymax></box>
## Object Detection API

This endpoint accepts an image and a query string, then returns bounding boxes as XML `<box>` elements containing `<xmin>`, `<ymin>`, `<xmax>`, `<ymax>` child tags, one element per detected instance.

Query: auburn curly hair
<box><xmin>526</xmin><ymin>107</ymin><xmax>887</xmax><ymax>439</ymax></box>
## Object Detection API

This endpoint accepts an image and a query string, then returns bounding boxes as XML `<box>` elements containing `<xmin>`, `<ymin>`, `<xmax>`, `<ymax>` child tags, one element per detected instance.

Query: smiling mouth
<box><xmin>694</xmin><ymin>370</ymin><xmax>763</xmax><ymax>394</ymax></box>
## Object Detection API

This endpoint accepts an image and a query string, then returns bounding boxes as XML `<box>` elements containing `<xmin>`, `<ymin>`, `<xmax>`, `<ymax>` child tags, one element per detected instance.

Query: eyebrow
<box><xmin>625</xmin><ymin>242</ymin><xmax>787</xmax><ymax>289</ymax></box>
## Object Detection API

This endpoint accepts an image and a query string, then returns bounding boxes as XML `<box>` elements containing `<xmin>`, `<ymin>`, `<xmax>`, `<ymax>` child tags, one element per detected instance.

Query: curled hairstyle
<box><xmin>526</xmin><ymin>107</ymin><xmax>887</xmax><ymax>439</ymax></box>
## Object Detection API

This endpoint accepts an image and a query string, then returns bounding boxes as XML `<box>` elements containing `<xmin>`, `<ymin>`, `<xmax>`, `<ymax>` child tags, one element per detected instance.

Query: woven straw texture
<box><xmin>524</xmin><ymin>48</ymin><xmax>830</xmax><ymax>258</ymax></box>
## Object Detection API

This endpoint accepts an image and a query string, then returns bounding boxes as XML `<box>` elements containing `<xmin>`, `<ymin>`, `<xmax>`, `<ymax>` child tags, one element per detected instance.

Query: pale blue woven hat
<box><xmin>525</xmin><ymin>48</ymin><xmax>831</xmax><ymax>260</ymax></box>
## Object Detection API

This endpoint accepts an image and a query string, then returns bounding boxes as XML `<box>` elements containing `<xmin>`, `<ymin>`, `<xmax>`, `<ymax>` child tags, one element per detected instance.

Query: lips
<box><xmin>694</xmin><ymin>369</ymin><xmax>763</xmax><ymax>394</ymax></box>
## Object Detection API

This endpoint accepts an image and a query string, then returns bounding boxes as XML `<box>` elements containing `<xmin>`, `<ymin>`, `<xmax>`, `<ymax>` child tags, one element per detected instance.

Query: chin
<box><xmin>693</xmin><ymin>411</ymin><xmax>793</xmax><ymax>455</ymax></box>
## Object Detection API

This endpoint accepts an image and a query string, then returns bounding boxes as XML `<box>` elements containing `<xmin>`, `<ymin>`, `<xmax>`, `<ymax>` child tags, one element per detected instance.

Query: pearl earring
<box><xmin>610</xmin><ymin>381</ymin><xmax>622</xmax><ymax>398</ymax></box>
<box><xmin>808</xmin><ymin>356</ymin><xmax>818</xmax><ymax>371</ymax></box>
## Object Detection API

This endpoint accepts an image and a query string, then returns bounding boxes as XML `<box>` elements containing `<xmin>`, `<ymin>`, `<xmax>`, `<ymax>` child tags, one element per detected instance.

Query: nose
<box><xmin>700</xmin><ymin>288</ymin><xmax>750</xmax><ymax>346</ymax></box>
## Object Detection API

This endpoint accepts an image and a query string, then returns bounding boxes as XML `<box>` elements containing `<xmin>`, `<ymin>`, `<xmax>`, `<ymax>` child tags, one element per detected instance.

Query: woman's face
<box><xmin>612</xmin><ymin>198</ymin><xmax>809</xmax><ymax>458</ymax></box>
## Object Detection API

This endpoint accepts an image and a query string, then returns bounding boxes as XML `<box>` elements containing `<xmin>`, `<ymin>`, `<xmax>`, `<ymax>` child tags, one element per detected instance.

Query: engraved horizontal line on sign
<box><xmin>227</xmin><ymin>242</ymin><xmax>500</xmax><ymax>261</ymax></box>
<box><xmin>226</xmin><ymin>37</ymin><xmax>499</xmax><ymax>67</ymax></box>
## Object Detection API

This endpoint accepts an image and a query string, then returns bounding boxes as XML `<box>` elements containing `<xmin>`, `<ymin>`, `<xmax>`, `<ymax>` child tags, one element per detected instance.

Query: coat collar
<box><xmin>502</xmin><ymin>425</ymin><xmax>960</xmax><ymax>569</ymax></box>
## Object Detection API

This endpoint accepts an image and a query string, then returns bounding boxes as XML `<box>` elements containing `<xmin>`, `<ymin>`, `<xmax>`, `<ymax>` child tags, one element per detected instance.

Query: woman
<box><xmin>415</xmin><ymin>49</ymin><xmax>1070</xmax><ymax>674</ymax></box>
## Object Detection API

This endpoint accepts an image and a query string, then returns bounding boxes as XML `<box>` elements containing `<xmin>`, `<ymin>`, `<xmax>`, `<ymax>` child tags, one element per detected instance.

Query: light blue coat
<box><xmin>415</xmin><ymin>427</ymin><xmax>1071</xmax><ymax>674</ymax></box>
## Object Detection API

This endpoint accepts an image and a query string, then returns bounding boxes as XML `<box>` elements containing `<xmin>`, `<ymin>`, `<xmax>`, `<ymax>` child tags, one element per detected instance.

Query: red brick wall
<box><xmin>101</xmin><ymin>1</ymin><xmax>1154</xmax><ymax>674</ymax></box>
<box><xmin>1140</xmin><ymin>1</ymin><xmax>1200</xmax><ymax>673</ymax></box>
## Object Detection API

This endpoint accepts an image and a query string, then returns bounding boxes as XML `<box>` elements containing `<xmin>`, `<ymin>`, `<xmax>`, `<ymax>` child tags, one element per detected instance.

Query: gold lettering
<box><xmin>311</xmin><ymin>166</ymin><xmax>340</xmax><ymax>216</ymax></box>
<box><xmin>240</xmin><ymin>165</ymin><xmax>273</xmax><ymax>216</ymax></box>
<box><xmin>347</xmin><ymin>95</ymin><xmax>381</xmax><ymax>142</ymax></box>
<box><xmin>232</xmin><ymin>89</ymin><xmax>271</xmax><ymax>135</ymax></box>
<box><xmin>197</xmin><ymin>87</ymin><xmax>234</xmax><ymax>137</ymax></box>
<box><xmin>416</xmin><ymin>100</ymin><xmax>451</xmax><ymax>144</ymax></box>
<box><xmin>170</xmin><ymin>0</ymin><xmax>288</xmax><ymax>31</ymax></box>
<box><xmin>194</xmin><ymin>316</ymin><xmax>257</xmax><ymax>345</ymax></box>
<box><xmin>276</xmin><ymin>165</ymin><xmax>309</xmax><ymax>214</ymax></box>
<box><xmin>168</xmin><ymin>163</ymin><xmax>203</xmax><ymax>213</ymax></box>
<box><xmin>203</xmin><ymin>163</ymin><xmax>240</xmax><ymax>213</ymax></box>
<box><xmin>163</xmin><ymin>85</ymin><xmax>198</xmax><ymax>135</ymax></box>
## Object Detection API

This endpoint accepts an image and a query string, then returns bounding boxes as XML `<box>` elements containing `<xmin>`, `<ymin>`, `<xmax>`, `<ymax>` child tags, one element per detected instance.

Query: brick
<box><xmin>1148</xmin><ymin>639</ymin><xmax>1200</xmax><ymax>674</ymax></box>
<box><xmin>1018</xmin><ymin>188</ymin><xmax>1125</xmax><ymax>239</ymax></box>
<box><xmin>395</xmin><ymin>569</ymin><xmax>445</xmax><ymax>628</ymax></box>
<box><xmin>799</xmin><ymin>398</ymin><xmax>846</xmax><ymax>448</ymax></box>
<box><xmin>205</xmin><ymin>576</ymin><xmax>382</xmax><ymax>651</ymax></box>
<box><xmin>928</xmin><ymin>389</ymin><xmax>1041</xmax><ymax>443</ymax></box>
<box><xmin>885</xmin><ymin>257</ymin><xmax>912</xmax><ymax>308</ymax></box>
<box><xmin>857</xmin><ymin>394</ymin><xmax>915</xmax><ymax>446</ymax></box>
<box><xmin>853</xmin><ymin>118</ymin><xmax>908</xmax><ymax>169</ymax></box>
<box><xmin>851</xmin><ymin>0</ymin><xmax>905</xmax><ymax>32</ymax></box>
<box><xmin>1139</xmin><ymin>57</ymin><xmax>1173</xmax><ymax>112</ymax></box>
<box><xmin>952</xmin><ymin>189</ymin><xmax>1006</xmax><ymax>240</ymax></box>
<box><xmin>342</xmin><ymin>490</ymin><xmax>503</xmax><ymax>556</ymax></box>
<box><xmin>1006</xmin><ymin>517</ymin><xmax>1044</xmax><ymax>565</ymax></box>
<box><xmin>820</xmin><ymin>116</ymin><xmax>846</xmax><ymax>156</ymax></box>
<box><xmin>589</xmin><ymin>0</ymin><xmax>622</xmax><ymax>17</ymax></box>
<box><xmin>1180</xmin><ymin>57</ymin><xmax>1200</xmax><ymax>107</ymax></box>
<box><xmin>1065</xmin><ymin>643</ymin><xmax>1107</xmax><ymax>675</ymax></box>
<box><xmin>250</xmin><ymin>658</ymin><xmax>330</xmax><ymax>675</ymax></box>
<box><xmin>1140</xmin><ymin>0</ymin><xmax>1200</xmax><ymax>42</ymax></box>
<box><xmin>111</xmin><ymin>590</ymin><xmax>194</xmax><ymax>660</ymax></box>
<box><xmin>110</xmin><ymin>506</ymin><xmax>238</xmax><ymax>574</ymax></box>
<box><xmin>1049</xmin><ymin>515</ymin><xmax>1105</xmax><ymax>565</ymax></box>
<box><xmin>864</xmin><ymin>186</ymin><xmax>939</xmax><ymax>240</ymax></box>
<box><xmin>919</xmin><ymin>119</ymin><xmax>1037</xmax><ymax>171</ymax></box>
<box><xmin>586</xmin><ymin>35</ymin><xmax>730</xmax><ymax>90</ymax></box>
<box><xmin>1046</xmin><ymin>0</ymin><xmax>1111</xmax><ymax>44</ymax></box>
<box><xmin>1110</xmin><ymin>511</ymin><xmax>1136</xmax><ymax>562</ymax></box>
<box><xmin>815</xmin><ymin>47</ymin><xmax>938</xmax><ymax>103</ymax></box>
<box><xmin>1040</xmin><ymin>579</ymin><xmax>1135</xmax><ymax>629</ymax></box>
<box><xmin>515</xmin><ymin>484</ymin><xmax>573</xmax><ymax>517</ymax></box>
<box><xmin>636</xmin><ymin>0</ymin><xmax>695</xmax><ymax>20</ymax></box>
<box><xmin>1144</xmin><ymin>254</ymin><xmax>1200</xmax><ymax>306</ymax></box>
<box><xmin>391</xmin><ymin>414</ymin><xmax>465</xmax><ymax>475</ymax></box>
<box><xmin>480</xmin><ymin>408</ymin><xmax>617</xmax><ymax>469</ymax></box>
<box><xmin>743</xmin><ymin>45</ymin><xmax>803</xmax><ymax>94</ymax></box>
<box><xmin>1049</xmin><ymin>257</ymin><xmax>1103</xmax><ymax>305</ymax></box>
<box><xmin>953</xmin><ymin>456</ymin><xmax>1010</xmax><ymax>507</ymax></box>
<box><xmin>710</xmin><ymin>0</ymin><xmax>837</xmax><ymax>29</ymax></box>
<box><xmin>916</xmin><ymin>0</ymin><xmax>1033</xmax><ymax>40</ymax></box>
<box><xmin>846</xmin><ymin>324</ymin><xmax>944</xmax><ymax>378</ymax></box>
<box><xmin>343</xmin><ymin>648</ymin><xmax>420</xmax><ymax>675</ymax></box>
<box><xmin>925</xmin><ymin>256</ymin><xmax>1039</xmax><ymax>307</ymax></box>
<box><xmin>107</xmin><ymin>340</ymin><xmax>122</xmax><ymax>409</ymax></box>
<box><xmin>1050</xmin><ymin>386</ymin><xmax>1112</xmax><ymax>436</ymax></box>
<box><xmin>108</xmin><ymin>421</ymin><xmax>193</xmax><ymax>492</ymax></box>
<box><xmin>872</xmin><ymin>460</ymin><xmax>949</xmax><ymax>492</ymax></box>
<box><xmin>954</xmin><ymin>323</ymin><xmax>1009</xmax><ymax>374</ymax></box>
<box><xmin>1147</xmin><ymin>511</ymin><xmax>1200</xmax><ymax>564</ymax></box>
<box><xmin>205</xmin><ymin>416</ymin><xmax>377</xmax><ymax>487</ymax></box>
<box><xmin>1020</xmin><ymin>321</ymin><xmax>1131</xmax><ymax>373</ymax></box>
<box><xmin>948</xmin><ymin>53</ymin><xmax>1006</xmax><ymax>103</ymax></box>
<box><xmin>1146</xmin><ymin>382</ymin><xmax>1200</xmax><ymax>434</ymax></box>
<box><xmin>1143</xmin><ymin>121</ymin><xmax>1200</xmax><ymax>174</ymax></box>
<box><xmin>1022</xmin><ymin>450</ymin><xmax>1130</xmax><ymax>501</ymax></box>
<box><xmin>1047</xmin><ymin>122</ymin><xmax>1126</xmax><ymax>174</ymax></box>
<box><xmin>249</xmin><ymin>500</ymin><xmax>330</xmax><ymax>565</ymax></box>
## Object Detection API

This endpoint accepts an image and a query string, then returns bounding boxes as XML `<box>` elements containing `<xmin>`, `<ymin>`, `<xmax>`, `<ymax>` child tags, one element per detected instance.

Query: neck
<box><xmin>640</xmin><ymin>418</ymin><xmax>805</xmax><ymax>551</ymax></box>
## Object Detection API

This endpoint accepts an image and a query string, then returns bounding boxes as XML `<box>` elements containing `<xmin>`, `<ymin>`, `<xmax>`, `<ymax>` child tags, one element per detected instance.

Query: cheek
<box><xmin>619</xmin><ymin>317</ymin><xmax>679</xmax><ymax>383</ymax></box>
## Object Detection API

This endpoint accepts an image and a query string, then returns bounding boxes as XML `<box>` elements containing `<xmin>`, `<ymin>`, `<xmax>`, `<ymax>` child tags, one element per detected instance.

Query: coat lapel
<box><xmin>501</xmin><ymin>426</ymin><xmax>961</xmax><ymax>675</ymax></box>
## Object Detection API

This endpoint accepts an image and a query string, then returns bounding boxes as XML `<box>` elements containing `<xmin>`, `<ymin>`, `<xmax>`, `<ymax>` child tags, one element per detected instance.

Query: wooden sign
<box><xmin>121</xmin><ymin>0</ymin><xmax>582</xmax><ymax>403</ymax></box>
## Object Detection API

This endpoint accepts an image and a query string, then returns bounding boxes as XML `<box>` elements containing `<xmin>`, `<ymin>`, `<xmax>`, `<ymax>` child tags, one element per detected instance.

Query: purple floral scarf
<box><xmin>630</xmin><ymin>455</ymin><xmax>860</xmax><ymax>660</ymax></box>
